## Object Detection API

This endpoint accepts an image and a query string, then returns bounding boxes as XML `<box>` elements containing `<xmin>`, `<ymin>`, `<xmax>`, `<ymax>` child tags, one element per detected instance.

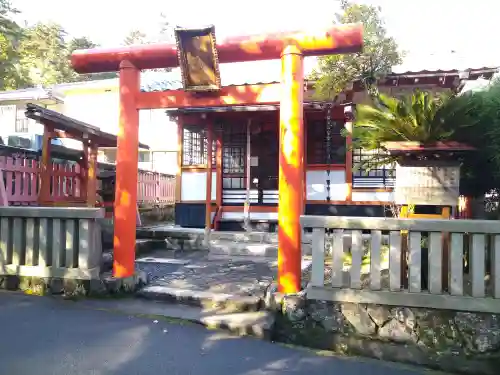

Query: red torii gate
<box><xmin>71</xmin><ymin>25</ymin><xmax>363</xmax><ymax>294</ymax></box>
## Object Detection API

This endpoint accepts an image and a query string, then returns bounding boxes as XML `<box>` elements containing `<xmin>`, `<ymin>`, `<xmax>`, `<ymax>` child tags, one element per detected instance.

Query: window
<box><xmin>222</xmin><ymin>126</ymin><xmax>246</xmax><ymax>189</ymax></box>
<box><xmin>307</xmin><ymin>120</ymin><xmax>346</xmax><ymax>165</ymax></box>
<box><xmin>182</xmin><ymin>125</ymin><xmax>216</xmax><ymax>166</ymax></box>
<box><xmin>15</xmin><ymin>117</ymin><xmax>30</xmax><ymax>133</ymax></box>
<box><xmin>352</xmin><ymin>148</ymin><xmax>395</xmax><ymax>188</ymax></box>
<box><xmin>138</xmin><ymin>151</ymin><xmax>151</xmax><ymax>163</ymax></box>
<box><xmin>7</xmin><ymin>135</ymin><xmax>32</xmax><ymax>149</ymax></box>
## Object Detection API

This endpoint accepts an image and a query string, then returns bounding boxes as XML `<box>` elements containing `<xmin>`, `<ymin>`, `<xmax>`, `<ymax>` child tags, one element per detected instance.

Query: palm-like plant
<box><xmin>348</xmin><ymin>90</ymin><xmax>475</xmax><ymax>168</ymax></box>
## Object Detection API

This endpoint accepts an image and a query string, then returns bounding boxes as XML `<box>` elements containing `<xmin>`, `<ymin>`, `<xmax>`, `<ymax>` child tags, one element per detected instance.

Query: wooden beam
<box><xmin>71</xmin><ymin>25</ymin><xmax>363</xmax><ymax>73</ymax></box>
<box><xmin>136</xmin><ymin>83</ymin><xmax>282</xmax><ymax>110</ymax></box>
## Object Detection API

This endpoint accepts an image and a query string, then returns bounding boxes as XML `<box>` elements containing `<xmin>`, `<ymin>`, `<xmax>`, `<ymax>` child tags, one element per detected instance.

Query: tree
<box><xmin>0</xmin><ymin>0</ymin><xmax>29</xmax><ymax>89</ymax></box>
<box><xmin>17</xmin><ymin>23</ymin><xmax>116</xmax><ymax>86</ymax></box>
<box><xmin>65</xmin><ymin>36</ymin><xmax>118</xmax><ymax>81</ymax></box>
<box><xmin>122</xmin><ymin>13</ymin><xmax>173</xmax><ymax>46</ymax></box>
<box><xmin>123</xmin><ymin>30</ymin><xmax>147</xmax><ymax>46</ymax></box>
<box><xmin>447</xmin><ymin>80</ymin><xmax>500</xmax><ymax>198</ymax></box>
<box><xmin>123</xmin><ymin>13</ymin><xmax>174</xmax><ymax>91</ymax></box>
<box><xmin>312</xmin><ymin>0</ymin><xmax>402</xmax><ymax>99</ymax></box>
<box><xmin>17</xmin><ymin>22</ymin><xmax>70</xmax><ymax>86</ymax></box>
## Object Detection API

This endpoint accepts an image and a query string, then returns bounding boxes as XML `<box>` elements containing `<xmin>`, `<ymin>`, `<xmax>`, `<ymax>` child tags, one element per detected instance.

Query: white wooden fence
<box><xmin>301</xmin><ymin>216</ymin><xmax>500</xmax><ymax>313</ymax></box>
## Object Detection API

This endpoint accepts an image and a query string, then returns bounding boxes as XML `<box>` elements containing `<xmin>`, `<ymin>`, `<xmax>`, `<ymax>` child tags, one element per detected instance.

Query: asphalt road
<box><xmin>0</xmin><ymin>292</ymin><xmax>432</xmax><ymax>375</ymax></box>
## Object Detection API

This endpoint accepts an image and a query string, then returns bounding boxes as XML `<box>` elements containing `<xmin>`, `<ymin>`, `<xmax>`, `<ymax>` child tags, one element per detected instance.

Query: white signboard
<box><xmin>395</xmin><ymin>164</ymin><xmax>460</xmax><ymax>206</ymax></box>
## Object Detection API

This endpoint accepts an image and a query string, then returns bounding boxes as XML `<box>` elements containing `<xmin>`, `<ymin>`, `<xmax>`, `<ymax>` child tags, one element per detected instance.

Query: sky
<box><xmin>12</xmin><ymin>0</ymin><xmax>500</xmax><ymax>74</ymax></box>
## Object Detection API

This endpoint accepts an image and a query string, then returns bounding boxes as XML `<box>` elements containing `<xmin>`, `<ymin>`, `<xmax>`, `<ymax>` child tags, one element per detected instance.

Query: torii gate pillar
<box><xmin>71</xmin><ymin>25</ymin><xmax>363</xmax><ymax>293</ymax></box>
<box><xmin>114</xmin><ymin>60</ymin><xmax>140</xmax><ymax>278</ymax></box>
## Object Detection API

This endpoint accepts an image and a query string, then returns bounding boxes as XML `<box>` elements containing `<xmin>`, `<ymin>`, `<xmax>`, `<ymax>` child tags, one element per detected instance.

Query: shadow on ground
<box><xmin>0</xmin><ymin>291</ymin><xmax>431</xmax><ymax>375</ymax></box>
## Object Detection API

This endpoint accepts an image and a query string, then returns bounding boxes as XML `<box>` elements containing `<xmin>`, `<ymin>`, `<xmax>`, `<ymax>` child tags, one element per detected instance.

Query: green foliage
<box><xmin>0</xmin><ymin>8</ymin><xmax>175</xmax><ymax>90</ymax></box>
<box><xmin>447</xmin><ymin>80</ymin><xmax>500</xmax><ymax>197</ymax></box>
<box><xmin>350</xmin><ymin>90</ymin><xmax>475</xmax><ymax>167</ymax></box>
<box><xmin>123</xmin><ymin>30</ymin><xmax>148</xmax><ymax>46</ymax></box>
<box><xmin>0</xmin><ymin>0</ymin><xmax>29</xmax><ymax>90</ymax></box>
<box><xmin>312</xmin><ymin>0</ymin><xmax>402</xmax><ymax>99</ymax></box>
<box><xmin>0</xmin><ymin>7</ymin><xmax>120</xmax><ymax>90</ymax></box>
<box><xmin>18</xmin><ymin>23</ymin><xmax>118</xmax><ymax>86</ymax></box>
<box><xmin>18</xmin><ymin>22</ymin><xmax>72</xmax><ymax>86</ymax></box>
<box><xmin>66</xmin><ymin>36</ymin><xmax>118</xmax><ymax>81</ymax></box>
<box><xmin>349</xmin><ymin>81</ymin><xmax>500</xmax><ymax>198</ymax></box>
<box><xmin>122</xmin><ymin>14</ymin><xmax>174</xmax><ymax>81</ymax></box>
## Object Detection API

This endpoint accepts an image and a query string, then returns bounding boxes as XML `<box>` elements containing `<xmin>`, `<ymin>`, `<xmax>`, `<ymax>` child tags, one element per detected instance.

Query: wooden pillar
<box><xmin>79</xmin><ymin>140</ymin><xmax>89</xmax><ymax>201</ymax></box>
<box><xmin>303</xmin><ymin>111</ymin><xmax>308</xmax><ymax>207</ymax></box>
<box><xmin>175</xmin><ymin>116</ymin><xmax>183</xmax><ymax>203</ymax></box>
<box><xmin>278</xmin><ymin>45</ymin><xmax>304</xmax><ymax>294</ymax></box>
<box><xmin>344</xmin><ymin>102</ymin><xmax>353</xmax><ymax>202</ymax></box>
<box><xmin>86</xmin><ymin>141</ymin><xmax>98</xmax><ymax>207</ymax></box>
<box><xmin>205</xmin><ymin>120</ymin><xmax>213</xmax><ymax>237</ymax></box>
<box><xmin>39</xmin><ymin>126</ymin><xmax>52</xmax><ymax>204</ymax></box>
<box><xmin>113</xmin><ymin>60</ymin><xmax>140</xmax><ymax>278</ymax></box>
<box><xmin>215</xmin><ymin>124</ymin><xmax>223</xmax><ymax>230</ymax></box>
<box><xmin>441</xmin><ymin>206</ymin><xmax>451</xmax><ymax>291</ymax></box>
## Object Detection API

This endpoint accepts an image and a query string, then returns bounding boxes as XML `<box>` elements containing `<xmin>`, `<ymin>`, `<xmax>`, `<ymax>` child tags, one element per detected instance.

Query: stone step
<box><xmin>100</xmin><ymin>239</ymin><xmax>168</xmax><ymax>272</ymax></box>
<box><xmin>210</xmin><ymin>231</ymin><xmax>278</xmax><ymax>244</ymax></box>
<box><xmin>209</xmin><ymin>239</ymin><xmax>314</xmax><ymax>257</ymax></box>
<box><xmin>209</xmin><ymin>240</ymin><xmax>279</xmax><ymax>257</ymax></box>
<box><xmin>136</xmin><ymin>285</ymin><xmax>263</xmax><ymax>313</ymax></box>
<box><xmin>78</xmin><ymin>298</ymin><xmax>275</xmax><ymax>339</ymax></box>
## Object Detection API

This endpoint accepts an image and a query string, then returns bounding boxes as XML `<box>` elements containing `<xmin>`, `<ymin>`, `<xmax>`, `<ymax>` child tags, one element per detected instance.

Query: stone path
<box><xmin>135</xmin><ymin>250</ymin><xmax>278</xmax><ymax>298</ymax></box>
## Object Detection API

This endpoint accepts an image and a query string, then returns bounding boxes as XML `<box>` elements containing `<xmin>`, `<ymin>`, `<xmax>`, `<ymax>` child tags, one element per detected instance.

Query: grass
<box><xmin>304</xmin><ymin>244</ymin><xmax>390</xmax><ymax>267</ymax></box>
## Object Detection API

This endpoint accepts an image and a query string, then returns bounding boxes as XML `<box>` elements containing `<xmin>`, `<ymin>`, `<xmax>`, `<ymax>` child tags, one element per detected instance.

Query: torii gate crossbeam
<box><xmin>71</xmin><ymin>24</ymin><xmax>363</xmax><ymax>294</ymax></box>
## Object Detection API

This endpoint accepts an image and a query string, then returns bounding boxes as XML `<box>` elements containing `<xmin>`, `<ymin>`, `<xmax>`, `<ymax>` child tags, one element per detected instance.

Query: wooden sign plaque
<box><xmin>394</xmin><ymin>160</ymin><xmax>460</xmax><ymax>206</ymax></box>
<box><xmin>174</xmin><ymin>26</ymin><xmax>221</xmax><ymax>92</ymax></box>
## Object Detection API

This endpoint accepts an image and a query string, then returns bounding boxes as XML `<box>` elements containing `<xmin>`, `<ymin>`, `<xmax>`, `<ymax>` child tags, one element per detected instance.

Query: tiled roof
<box><xmin>140</xmin><ymin>59</ymin><xmax>290</xmax><ymax>91</ymax></box>
<box><xmin>140</xmin><ymin>60</ymin><xmax>498</xmax><ymax>92</ymax></box>
<box><xmin>392</xmin><ymin>50</ymin><xmax>500</xmax><ymax>75</ymax></box>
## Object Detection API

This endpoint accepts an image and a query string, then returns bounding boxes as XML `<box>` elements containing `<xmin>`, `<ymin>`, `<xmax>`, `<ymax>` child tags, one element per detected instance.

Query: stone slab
<box><xmin>136</xmin><ymin>255</ymin><xmax>275</xmax><ymax>296</ymax></box>
<box><xmin>75</xmin><ymin>297</ymin><xmax>275</xmax><ymax>339</ymax></box>
<box><xmin>209</xmin><ymin>240</ymin><xmax>278</xmax><ymax>257</ymax></box>
<box><xmin>136</xmin><ymin>257</ymin><xmax>191</xmax><ymax>265</ymax></box>
<box><xmin>137</xmin><ymin>285</ymin><xmax>262</xmax><ymax>312</ymax></box>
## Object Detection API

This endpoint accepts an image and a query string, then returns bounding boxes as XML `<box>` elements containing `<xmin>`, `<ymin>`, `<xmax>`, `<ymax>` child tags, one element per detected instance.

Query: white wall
<box><xmin>181</xmin><ymin>171</ymin><xmax>217</xmax><ymax>201</ymax></box>
<box><xmin>306</xmin><ymin>170</ymin><xmax>349</xmax><ymax>201</ymax></box>
<box><xmin>138</xmin><ymin>109</ymin><xmax>178</xmax><ymax>152</ymax></box>
<box><xmin>352</xmin><ymin>191</ymin><xmax>394</xmax><ymax>202</ymax></box>
<box><xmin>61</xmin><ymin>92</ymin><xmax>178</xmax><ymax>152</ymax></box>
<box><xmin>59</xmin><ymin>89</ymin><xmax>178</xmax><ymax>173</ymax></box>
<box><xmin>180</xmin><ymin>169</ymin><xmax>394</xmax><ymax>204</ymax></box>
<box><xmin>62</xmin><ymin>92</ymin><xmax>120</xmax><ymax>135</ymax></box>
<box><xmin>0</xmin><ymin>105</ymin><xmax>17</xmax><ymax>137</ymax></box>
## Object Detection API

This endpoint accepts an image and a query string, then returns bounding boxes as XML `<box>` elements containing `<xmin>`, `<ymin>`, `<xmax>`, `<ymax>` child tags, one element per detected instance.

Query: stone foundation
<box><xmin>273</xmin><ymin>294</ymin><xmax>500</xmax><ymax>374</ymax></box>
<box><xmin>0</xmin><ymin>272</ymin><xmax>149</xmax><ymax>299</ymax></box>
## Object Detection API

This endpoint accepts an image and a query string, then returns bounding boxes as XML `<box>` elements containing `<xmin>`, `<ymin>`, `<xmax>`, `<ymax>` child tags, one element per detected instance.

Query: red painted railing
<box><xmin>137</xmin><ymin>171</ymin><xmax>176</xmax><ymax>206</ymax></box>
<box><xmin>0</xmin><ymin>156</ymin><xmax>175</xmax><ymax>206</ymax></box>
